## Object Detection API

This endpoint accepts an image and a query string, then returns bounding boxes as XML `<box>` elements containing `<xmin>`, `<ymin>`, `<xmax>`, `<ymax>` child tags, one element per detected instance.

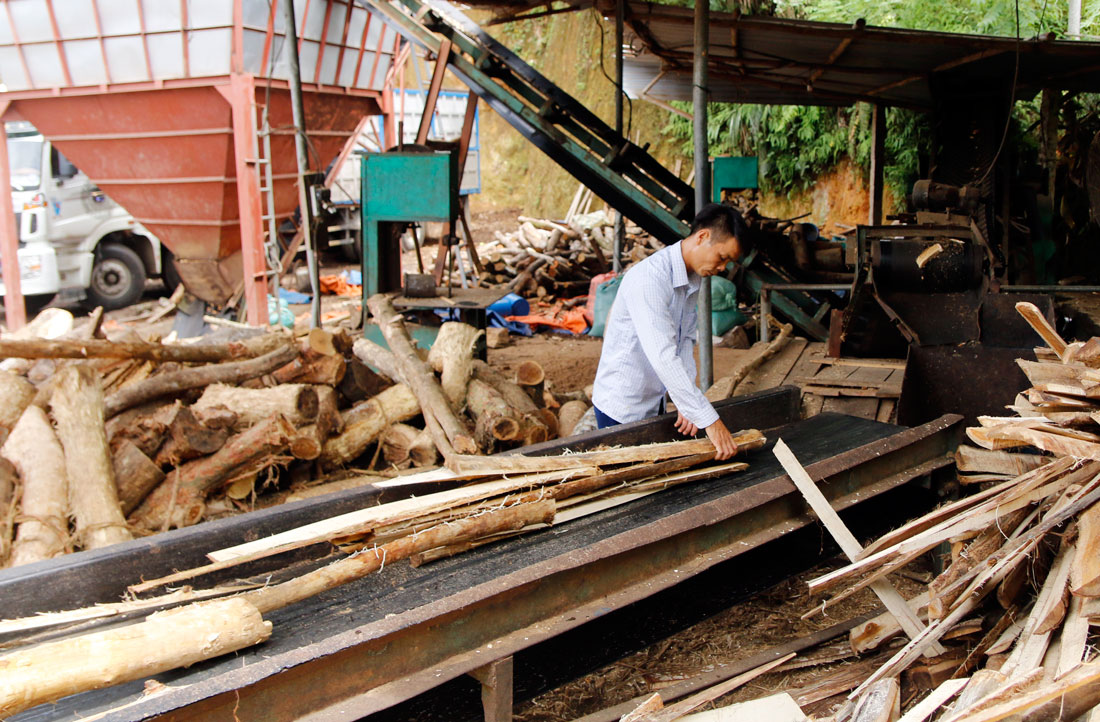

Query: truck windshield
<box><xmin>8</xmin><ymin>135</ymin><xmax>42</xmax><ymax>191</ymax></box>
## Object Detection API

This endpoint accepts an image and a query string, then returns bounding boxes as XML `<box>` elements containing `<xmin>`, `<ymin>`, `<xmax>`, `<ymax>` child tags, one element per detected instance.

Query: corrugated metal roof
<box><xmin>609</xmin><ymin>2</ymin><xmax>1100</xmax><ymax>109</ymax></box>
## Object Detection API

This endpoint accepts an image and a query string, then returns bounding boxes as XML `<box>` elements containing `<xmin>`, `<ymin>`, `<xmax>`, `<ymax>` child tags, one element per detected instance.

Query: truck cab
<box><xmin>4</xmin><ymin>122</ymin><xmax>178</xmax><ymax>312</ymax></box>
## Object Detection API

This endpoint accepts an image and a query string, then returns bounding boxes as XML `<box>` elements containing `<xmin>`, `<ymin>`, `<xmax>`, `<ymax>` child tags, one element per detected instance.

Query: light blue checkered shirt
<box><xmin>592</xmin><ymin>241</ymin><xmax>720</xmax><ymax>429</ymax></box>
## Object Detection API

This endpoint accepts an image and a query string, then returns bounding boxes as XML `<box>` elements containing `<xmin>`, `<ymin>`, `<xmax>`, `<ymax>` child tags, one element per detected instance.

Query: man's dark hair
<box><xmin>691</xmin><ymin>203</ymin><xmax>752</xmax><ymax>254</ymax></box>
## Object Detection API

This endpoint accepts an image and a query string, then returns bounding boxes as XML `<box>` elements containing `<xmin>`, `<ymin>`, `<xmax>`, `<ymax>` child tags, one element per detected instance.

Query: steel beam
<box><xmin>0</xmin><ymin>107</ymin><xmax>26</xmax><ymax>330</ymax></box>
<box><xmin>217</xmin><ymin>74</ymin><xmax>269</xmax><ymax>326</ymax></box>
<box><xmin>694</xmin><ymin>0</ymin><xmax>713</xmax><ymax>389</ymax></box>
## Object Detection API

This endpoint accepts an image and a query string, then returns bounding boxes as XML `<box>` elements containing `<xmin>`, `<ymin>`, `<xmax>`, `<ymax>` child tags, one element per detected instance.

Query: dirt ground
<box><xmin>488</xmin><ymin>334</ymin><xmax>754</xmax><ymax>395</ymax></box>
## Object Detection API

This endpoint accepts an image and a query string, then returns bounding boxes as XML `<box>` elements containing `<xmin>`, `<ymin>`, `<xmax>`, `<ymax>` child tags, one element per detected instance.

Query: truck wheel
<box><xmin>161</xmin><ymin>248</ymin><xmax>182</xmax><ymax>294</ymax></box>
<box><xmin>87</xmin><ymin>244</ymin><xmax>146</xmax><ymax>310</ymax></box>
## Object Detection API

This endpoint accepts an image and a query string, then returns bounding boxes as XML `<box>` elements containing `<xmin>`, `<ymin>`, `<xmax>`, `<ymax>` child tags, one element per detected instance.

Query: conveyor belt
<box><xmin>5</xmin><ymin>389</ymin><xmax>959</xmax><ymax>721</ymax></box>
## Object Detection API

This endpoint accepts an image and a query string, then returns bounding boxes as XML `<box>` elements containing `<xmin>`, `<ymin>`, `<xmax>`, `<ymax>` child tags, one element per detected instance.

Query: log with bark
<box><xmin>381</xmin><ymin>423</ymin><xmax>438</xmax><ymax>469</ymax></box>
<box><xmin>0</xmin><ymin>457</ymin><xmax>15</xmax><ymax>565</ymax></box>
<box><xmin>243</xmin><ymin>498</ymin><xmax>556</xmax><ymax>613</ymax></box>
<box><xmin>291</xmin><ymin>386</ymin><xmax>342</xmax><ymax>461</ymax></box>
<box><xmin>0</xmin><ymin>336</ymin><xmax>289</xmax><ymax>363</ymax></box>
<box><xmin>129</xmin><ymin>414</ymin><xmax>296</xmax><ymax>530</ymax></box>
<box><xmin>264</xmin><ymin>337</ymin><xmax>347</xmax><ymax>387</ymax></box>
<box><xmin>558</xmin><ymin>400</ymin><xmax>590</xmax><ymax>437</ymax></box>
<box><xmin>367</xmin><ymin>294</ymin><xmax>477</xmax><ymax>455</ymax></box>
<box><xmin>466</xmin><ymin>378</ymin><xmax>522</xmax><ymax>447</ymax></box>
<box><xmin>3</xmin><ymin>406</ymin><xmax>69</xmax><ymax>566</ymax></box>
<box><xmin>112</xmin><ymin>440</ymin><xmax>167</xmax><ymax>515</ymax></box>
<box><xmin>191</xmin><ymin>383</ymin><xmax>319</xmax><ymax>429</ymax></box>
<box><xmin>0</xmin><ymin>597</ymin><xmax>272</xmax><ymax>718</ymax></box>
<box><xmin>103</xmin><ymin>343</ymin><xmax>299</xmax><ymax>417</ymax></box>
<box><xmin>515</xmin><ymin>360</ymin><xmax>546</xmax><ymax>406</ymax></box>
<box><xmin>319</xmin><ymin>384</ymin><xmax>420</xmax><ymax>469</ymax></box>
<box><xmin>49</xmin><ymin>365</ymin><xmax>132</xmax><ymax>550</ymax></box>
<box><xmin>152</xmin><ymin>404</ymin><xmax>233</xmax><ymax>467</ymax></box>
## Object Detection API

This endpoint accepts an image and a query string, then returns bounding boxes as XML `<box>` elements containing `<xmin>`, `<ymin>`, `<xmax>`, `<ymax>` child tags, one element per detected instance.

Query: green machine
<box><xmin>711</xmin><ymin>156</ymin><xmax>759</xmax><ymax>202</ymax></box>
<box><xmin>360</xmin><ymin>149</ymin><xmax>459</xmax><ymax>299</ymax></box>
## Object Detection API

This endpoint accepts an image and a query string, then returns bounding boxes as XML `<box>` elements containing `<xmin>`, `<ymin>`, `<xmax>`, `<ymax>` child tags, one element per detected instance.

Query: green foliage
<box><xmin>665</xmin><ymin>102</ymin><xmax>930</xmax><ymax>196</ymax></box>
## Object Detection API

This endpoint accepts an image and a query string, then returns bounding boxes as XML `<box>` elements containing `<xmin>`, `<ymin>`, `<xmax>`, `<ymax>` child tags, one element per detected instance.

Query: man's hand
<box><xmin>674</xmin><ymin>412</ymin><xmax>698</xmax><ymax>437</ymax></box>
<box><xmin>705</xmin><ymin>420</ymin><xmax>739</xmax><ymax>460</ymax></box>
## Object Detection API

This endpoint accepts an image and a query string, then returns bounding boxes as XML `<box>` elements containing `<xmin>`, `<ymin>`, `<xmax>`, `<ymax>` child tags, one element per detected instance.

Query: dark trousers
<box><xmin>593</xmin><ymin>406</ymin><xmax>620</xmax><ymax>429</ymax></box>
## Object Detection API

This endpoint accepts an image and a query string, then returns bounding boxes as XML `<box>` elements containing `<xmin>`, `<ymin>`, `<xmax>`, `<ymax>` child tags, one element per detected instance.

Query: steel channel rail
<box><xmin>84</xmin><ymin>413</ymin><xmax>961</xmax><ymax>722</ymax></box>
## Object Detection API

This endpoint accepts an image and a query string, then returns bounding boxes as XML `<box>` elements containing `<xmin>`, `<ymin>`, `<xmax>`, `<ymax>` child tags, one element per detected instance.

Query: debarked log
<box><xmin>2</xmin><ymin>406</ymin><xmax>68</xmax><ymax>566</ymax></box>
<box><xmin>0</xmin><ymin>597</ymin><xmax>272</xmax><ymax>718</ymax></box>
<box><xmin>50</xmin><ymin>365</ymin><xmax>131</xmax><ymax>550</ymax></box>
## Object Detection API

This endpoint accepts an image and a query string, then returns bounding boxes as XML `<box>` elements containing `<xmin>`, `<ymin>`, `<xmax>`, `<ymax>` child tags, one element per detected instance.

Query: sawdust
<box><xmin>513</xmin><ymin>561</ymin><xmax>928</xmax><ymax>722</ymax></box>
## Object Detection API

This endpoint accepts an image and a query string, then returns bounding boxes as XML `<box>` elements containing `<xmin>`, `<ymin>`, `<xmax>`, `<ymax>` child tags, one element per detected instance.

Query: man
<box><xmin>592</xmin><ymin>203</ymin><xmax>750</xmax><ymax>460</ymax></box>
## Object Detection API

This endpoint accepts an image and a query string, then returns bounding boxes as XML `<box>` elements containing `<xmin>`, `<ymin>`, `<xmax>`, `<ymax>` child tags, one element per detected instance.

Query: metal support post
<box><xmin>869</xmin><ymin>104</ymin><xmax>886</xmax><ymax>226</ymax></box>
<box><xmin>222</xmin><ymin>75</ymin><xmax>270</xmax><ymax>326</ymax></box>
<box><xmin>468</xmin><ymin>656</ymin><xmax>513</xmax><ymax>722</ymax></box>
<box><xmin>0</xmin><ymin>114</ymin><xmax>26</xmax><ymax>330</ymax></box>
<box><xmin>282</xmin><ymin>0</ymin><xmax>321</xmax><ymax>329</ymax></box>
<box><xmin>416</xmin><ymin>39</ymin><xmax>452</xmax><ymax>145</ymax></box>
<box><xmin>612</xmin><ymin>0</ymin><xmax>625</xmax><ymax>274</ymax></box>
<box><xmin>693</xmin><ymin>0</ymin><xmax>713</xmax><ymax>388</ymax></box>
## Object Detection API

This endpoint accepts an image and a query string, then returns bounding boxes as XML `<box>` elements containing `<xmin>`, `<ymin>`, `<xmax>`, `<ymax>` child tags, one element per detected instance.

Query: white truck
<box><xmin>4</xmin><ymin>122</ymin><xmax>179</xmax><ymax>312</ymax></box>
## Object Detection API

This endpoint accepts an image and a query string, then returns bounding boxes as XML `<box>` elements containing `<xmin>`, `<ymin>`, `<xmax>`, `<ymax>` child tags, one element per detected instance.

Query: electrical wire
<box><xmin>975</xmin><ymin>0</ymin><xmax>1022</xmax><ymax>186</ymax></box>
<box><xmin>591</xmin><ymin>8</ymin><xmax>633</xmax><ymax>139</ymax></box>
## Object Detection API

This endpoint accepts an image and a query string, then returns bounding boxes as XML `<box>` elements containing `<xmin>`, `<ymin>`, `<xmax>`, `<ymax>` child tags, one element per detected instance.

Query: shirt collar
<box><xmin>671</xmin><ymin>241</ymin><xmax>701</xmax><ymax>292</ymax></box>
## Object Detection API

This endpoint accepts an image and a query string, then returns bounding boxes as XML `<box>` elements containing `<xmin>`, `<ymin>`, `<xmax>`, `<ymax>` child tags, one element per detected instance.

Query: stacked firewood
<box><xmin>476</xmin><ymin>211</ymin><xmax>661</xmax><ymax>299</ymax></box>
<box><xmin>794</xmin><ymin>303</ymin><xmax>1100</xmax><ymax>721</ymax></box>
<box><xmin>0</xmin><ymin>403</ymin><xmax>766</xmax><ymax>717</ymax></box>
<box><xmin>0</xmin><ymin>299</ymin><xmax>602</xmax><ymax>569</ymax></box>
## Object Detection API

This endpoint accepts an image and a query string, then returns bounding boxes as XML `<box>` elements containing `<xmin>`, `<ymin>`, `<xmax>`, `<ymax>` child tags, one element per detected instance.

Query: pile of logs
<box><xmin>0</xmin><ymin>296</ymin><xmax>604</xmax><ymax>570</ymax></box>
<box><xmin>476</xmin><ymin>211</ymin><xmax>661</xmax><ymax>300</ymax></box>
<box><xmin>776</xmin><ymin>302</ymin><xmax>1100</xmax><ymax>721</ymax></box>
<box><xmin>0</xmin><ymin>423</ymin><xmax>766</xmax><ymax>717</ymax></box>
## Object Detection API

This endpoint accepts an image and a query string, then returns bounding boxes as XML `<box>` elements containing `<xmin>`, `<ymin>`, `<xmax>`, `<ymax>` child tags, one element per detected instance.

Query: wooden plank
<box><xmin>806</xmin><ymin>354</ymin><xmax>906</xmax><ymax>370</ymax></box>
<box><xmin>1016</xmin><ymin>301</ymin><xmax>1067</xmax><ymax>358</ymax></box>
<box><xmin>1071</xmin><ymin>502</ymin><xmax>1100</xmax><ymax>597</ymax></box>
<box><xmin>849</xmin><ymin>677</ymin><xmax>900</xmax><ymax>722</ymax></box>
<box><xmin>954</xmin><ymin>446</ymin><xmax>1048</xmax><ymax>476</ymax></box>
<box><xmin>876</xmin><ymin>399</ymin><xmax>896</xmax><ymax>423</ymax></box>
<box><xmin>644</xmin><ymin>654</ymin><xmax>795</xmax><ymax>722</ymax></box>
<box><xmin>735</xmin><ymin>337</ymin><xmax>807</xmax><ymax>397</ymax></box>
<box><xmin>773</xmin><ymin>439</ymin><xmax>945</xmax><ymax>657</ymax></box>
<box><xmin>783</xmin><ymin>342</ymin><xmax>827</xmax><ymax>386</ymax></box>
<box><xmin>802</xmin><ymin>384</ymin><xmax>902</xmax><ymax>399</ymax></box>
<box><xmin>897</xmin><ymin>678</ymin><xmax>967</xmax><ymax>722</ymax></box>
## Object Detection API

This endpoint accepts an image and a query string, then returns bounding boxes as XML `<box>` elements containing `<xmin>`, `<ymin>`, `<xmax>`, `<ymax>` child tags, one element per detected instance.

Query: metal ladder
<box><xmin>358</xmin><ymin>0</ymin><xmax>695</xmax><ymax>244</ymax></box>
<box><xmin>250</xmin><ymin>101</ymin><xmax>282</xmax><ymax>285</ymax></box>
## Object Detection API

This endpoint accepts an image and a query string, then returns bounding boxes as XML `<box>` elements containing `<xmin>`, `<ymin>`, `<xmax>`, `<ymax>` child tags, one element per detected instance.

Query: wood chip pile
<box><xmin>0</xmin><ymin>295</ymin><xmax>603</xmax><ymax>571</ymax></box>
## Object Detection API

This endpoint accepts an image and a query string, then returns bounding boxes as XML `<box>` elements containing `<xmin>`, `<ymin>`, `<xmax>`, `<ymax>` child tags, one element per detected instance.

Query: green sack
<box><xmin>709</xmin><ymin>276</ymin><xmax>746</xmax><ymax>335</ymax></box>
<box><xmin>590</xmin><ymin>275</ymin><xmax>622</xmax><ymax>337</ymax></box>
